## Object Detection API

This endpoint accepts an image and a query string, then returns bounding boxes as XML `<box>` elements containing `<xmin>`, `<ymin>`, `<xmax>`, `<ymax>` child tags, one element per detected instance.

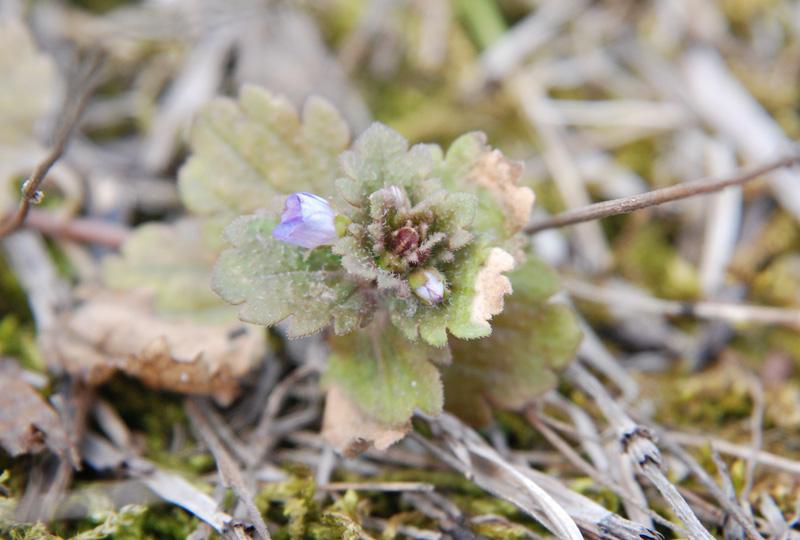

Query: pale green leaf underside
<box><xmin>325</xmin><ymin>322</ymin><xmax>445</xmax><ymax>426</ymax></box>
<box><xmin>178</xmin><ymin>85</ymin><xmax>349</xmax><ymax>218</ymax></box>
<box><xmin>103</xmin><ymin>219</ymin><xmax>232</xmax><ymax>322</ymax></box>
<box><xmin>212</xmin><ymin>214</ymin><xmax>364</xmax><ymax>338</ymax></box>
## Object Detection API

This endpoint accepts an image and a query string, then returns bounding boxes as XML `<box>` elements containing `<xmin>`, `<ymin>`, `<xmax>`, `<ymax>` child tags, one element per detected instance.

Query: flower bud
<box><xmin>272</xmin><ymin>192</ymin><xmax>337</xmax><ymax>249</ymax></box>
<box><xmin>409</xmin><ymin>268</ymin><xmax>446</xmax><ymax>305</ymax></box>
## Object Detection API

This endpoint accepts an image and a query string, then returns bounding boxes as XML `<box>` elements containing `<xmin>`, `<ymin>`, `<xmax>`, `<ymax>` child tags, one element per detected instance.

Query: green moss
<box><xmin>455</xmin><ymin>0</ymin><xmax>506</xmax><ymax>49</ymax></box>
<box><xmin>615</xmin><ymin>219</ymin><xmax>700</xmax><ymax>300</ymax></box>
<box><xmin>643</xmin><ymin>365</ymin><xmax>754</xmax><ymax>430</ymax></box>
<box><xmin>494</xmin><ymin>411</ymin><xmax>540</xmax><ymax>449</ymax></box>
<box><xmin>569</xmin><ymin>478</ymin><xmax>620</xmax><ymax>513</ymax></box>
<box><xmin>471</xmin><ymin>520</ymin><xmax>534</xmax><ymax>539</ymax></box>
<box><xmin>0</xmin><ymin>255</ymin><xmax>32</xmax><ymax>322</ymax></box>
<box><xmin>0</xmin><ymin>315</ymin><xmax>41</xmax><ymax>371</ymax></box>
<box><xmin>613</xmin><ymin>138</ymin><xmax>658</xmax><ymax>181</ymax></box>
<box><xmin>97</xmin><ymin>377</ymin><xmax>212</xmax><ymax>474</ymax></box>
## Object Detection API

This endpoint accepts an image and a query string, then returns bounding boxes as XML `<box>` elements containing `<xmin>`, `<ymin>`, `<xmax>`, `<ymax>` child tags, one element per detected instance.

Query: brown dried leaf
<box><xmin>45</xmin><ymin>290</ymin><xmax>266</xmax><ymax>405</ymax></box>
<box><xmin>469</xmin><ymin>247</ymin><xmax>515</xmax><ymax>332</ymax></box>
<box><xmin>0</xmin><ymin>361</ymin><xmax>70</xmax><ymax>458</ymax></box>
<box><xmin>322</xmin><ymin>386</ymin><xmax>408</xmax><ymax>458</ymax></box>
<box><xmin>468</xmin><ymin>148</ymin><xmax>535</xmax><ymax>233</ymax></box>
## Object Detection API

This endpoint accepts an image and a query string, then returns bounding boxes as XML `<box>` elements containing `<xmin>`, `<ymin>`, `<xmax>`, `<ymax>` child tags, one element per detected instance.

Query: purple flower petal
<box><xmin>410</xmin><ymin>268</ymin><xmax>445</xmax><ymax>305</ymax></box>
<box><xmin>272</xmin><ymin>192</ymin><xmax>337</xmax><ymax>249</ymax></box>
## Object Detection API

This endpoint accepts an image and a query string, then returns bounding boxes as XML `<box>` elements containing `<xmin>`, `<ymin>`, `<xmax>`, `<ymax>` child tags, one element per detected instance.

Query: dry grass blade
<box><xmin>415</xmin><ymin>411</ymin><xmax>596</xmax><ymax>540</ymax></box>
<box><xmin>660</xmin><ymin>439</ymin><xmax>763</xmax><ymax>540</ymax></box>
<box><xmin>566</xmin><ymin>363</ymin><xmax>715</xmax><ymax>540</ymax></box>
<box><xmin>186</xmin><ymin>398</ymin><xmax>271</xmax><ymax>540</ymax></box>
<box><xmin>563</xmin><ymin>278</ymin><xmax>800</xmax><ymax>327</ymax></box>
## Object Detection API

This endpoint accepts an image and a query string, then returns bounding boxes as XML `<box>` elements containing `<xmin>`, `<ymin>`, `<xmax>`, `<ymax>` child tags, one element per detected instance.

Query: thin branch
<box><xmin>525</xmin><ymin>155</ymin><xmax>800</xmax><ymax>234</ymax></box>
<box><xmin>24</xmin><ymin>209</ymin><xmax>129</xmax><ymax>248</ymax></box>
<box><xmin>0</xmin><ymin>55</ymin><xmax>103</xmax><ymax>240</ymax></box>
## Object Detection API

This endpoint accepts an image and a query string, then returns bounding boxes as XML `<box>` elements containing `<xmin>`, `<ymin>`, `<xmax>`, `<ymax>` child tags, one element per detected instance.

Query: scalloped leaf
<box><xmin>335</xmin><ymin>123</ymin><xmax>437</xmax><ymax>215</ymax></box>
<box><xmin>178</xmin><ymin>85</ymin><xmax>350</xmax><ymax>217</ymax></box>
<box><xmin>323</xmin><ymin>320</ymin><xmax>446</xmax><ymax>454</ymax></box>
<box><xmin>436</xmin><ymin>132</ymin><xmax>535</xmax><ymax>239</ymax></box>
<box><xmin>212</xmin><ymin>213</ymin><xmax>366</xmax><ymax>338</ymax></box>
<box><xmin>103</xmin><ymin>219</ymin><xmax>232</xmax><ymax>322</ymax></box>
<box><xmin>393</xmin><ymin>243</ymin><xmax>516</xmax><ymax>347</ymax></box>
<box><xmin>443</xmin><ymin>256</ymin><xmax>581</xmax><ymax>426</ymax></box>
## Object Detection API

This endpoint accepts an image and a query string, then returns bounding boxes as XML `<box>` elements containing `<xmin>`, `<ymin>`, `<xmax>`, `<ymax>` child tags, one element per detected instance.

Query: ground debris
<box><xmin>0</xmin><ymin>360</ymin><xmax>71</xmax><ymax>459</ymax></box>
<box><xmin>44</xmin><ymin>288</ymin><xmax>265</xmax><ymax>405</ymax></box>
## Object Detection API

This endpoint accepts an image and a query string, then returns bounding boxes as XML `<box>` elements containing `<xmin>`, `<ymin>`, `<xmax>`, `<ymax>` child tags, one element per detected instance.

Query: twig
<box><xmin>524</xmin><ymin>155</ymin><xmax>800</xmax><ymax>234</ymax></box>
<box><xmin>0</xmin><ymin>55</ymin><xmax>102</xmax><ymax>239</ymax></box>
<box><xmin>24</xmin><ymin>209</ymin><xmax>129</xmax><ymax>248</ymax></box>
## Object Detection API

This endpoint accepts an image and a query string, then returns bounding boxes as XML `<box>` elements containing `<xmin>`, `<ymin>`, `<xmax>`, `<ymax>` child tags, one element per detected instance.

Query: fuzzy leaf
<box><xmin>436</xmin><ymin>132</ymin><xmax>535</xmax><ymax>239</ymax></box>
<box><xmin>335</xmin><ymin>123</ymin><xmax>438</xmax><ymax>216</ymax></box>
<box><xmin>103</xmin><ymin>219</ymin><xmax>231</xmax><ymax>322</ymax></box>
<box><xmin>179</xmin><ymin>85</ymin><xmax>350</xmax><ymax>217</ymax></box>
<box><xmin>443</xmin><ymin>256</ymin><xmax>581</xmax><ymax>426</ymax></box>
<box><xmin>396</xmin><ymin>244</ymin><xmax>515</xmax><ymax>346</ymax></box>
<box><xmin>324</xmin><ymin>321</ymin><xmax>446</xmax><ymax>426</ymax></box>
<box><xmin>212</xmin><ymin>213</ymin><xmax>365</xmax><ymax>338</ymax></box>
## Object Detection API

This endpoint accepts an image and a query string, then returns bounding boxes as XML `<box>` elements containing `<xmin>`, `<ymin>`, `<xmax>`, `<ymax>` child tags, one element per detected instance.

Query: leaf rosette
<box><xmin>213</xmin><ymin>121</ymin><xmax>533</xmax><ymax>347</ymax></box>
<box><xmin>169</xmin><ymin>85</ymin><xmax>580</xmax><ymax>453</ymax></box>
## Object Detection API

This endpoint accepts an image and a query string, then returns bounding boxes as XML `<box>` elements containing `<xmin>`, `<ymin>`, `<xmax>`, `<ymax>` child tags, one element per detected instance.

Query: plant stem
<box><xmin>525</xmin><ymin>155</ymin><xmax>800</xmax><ymax>234</ymax></box>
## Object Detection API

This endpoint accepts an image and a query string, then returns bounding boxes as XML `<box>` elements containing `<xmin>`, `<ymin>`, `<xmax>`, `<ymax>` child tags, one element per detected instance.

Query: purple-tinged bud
<box><xmin>409</xmin><ymin>268</ymin><xmax>446</xmax><ymax>305</ymax></box>
<box><xmin>272</xmin><ymin>192</ymin><xmax>338</xmax><ymax>249</ymax></box>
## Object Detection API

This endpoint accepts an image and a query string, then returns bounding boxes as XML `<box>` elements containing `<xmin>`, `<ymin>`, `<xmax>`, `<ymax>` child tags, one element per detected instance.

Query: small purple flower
<box><xmin>272</xmin><ymin>192</ymin><xmax>338</xmax><ymax>249</ymax></box>
<box><xmin>409</xmin><ymin>268</ymin><xmax>446</xmax><ymax>305</ymax></box>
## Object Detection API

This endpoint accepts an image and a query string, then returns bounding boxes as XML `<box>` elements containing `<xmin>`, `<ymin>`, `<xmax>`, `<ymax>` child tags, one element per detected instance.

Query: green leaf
<box><xmin>178</xmin><ymin>85</ymin><xmax>350</xmax><ymax>217</ymax></box>
<box><xmin>335</xmin><ymin>123</ymin><xmax>437</xmax><ymax>217</ymax></box>
<box><xmin>324</xmin><ymin>320</ymin><xmax>446</xmax><ymax>426</ymax></box>
<box><xmin>103</xmin><ymin>219</ymin><xmax>231</xmax><ymax>322</ymax></box>
<box><xmin>398</xmin><ymin>243</ymin><xmax>516</xmax><ymax>346</ymax></box>
<box><xmin>443</xmin><ymin>256</ymin><xmax>582</xmax><ymax>426</ymax></box>
<box><xmin>436</xmin><ymin>132</ymin><xmax>535</xmax><ymax>239</ymax></box>
<box><xmin>212</xmin><ymin>214</ymin><xmax>365</xmax><ymax>338</ymax></box>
